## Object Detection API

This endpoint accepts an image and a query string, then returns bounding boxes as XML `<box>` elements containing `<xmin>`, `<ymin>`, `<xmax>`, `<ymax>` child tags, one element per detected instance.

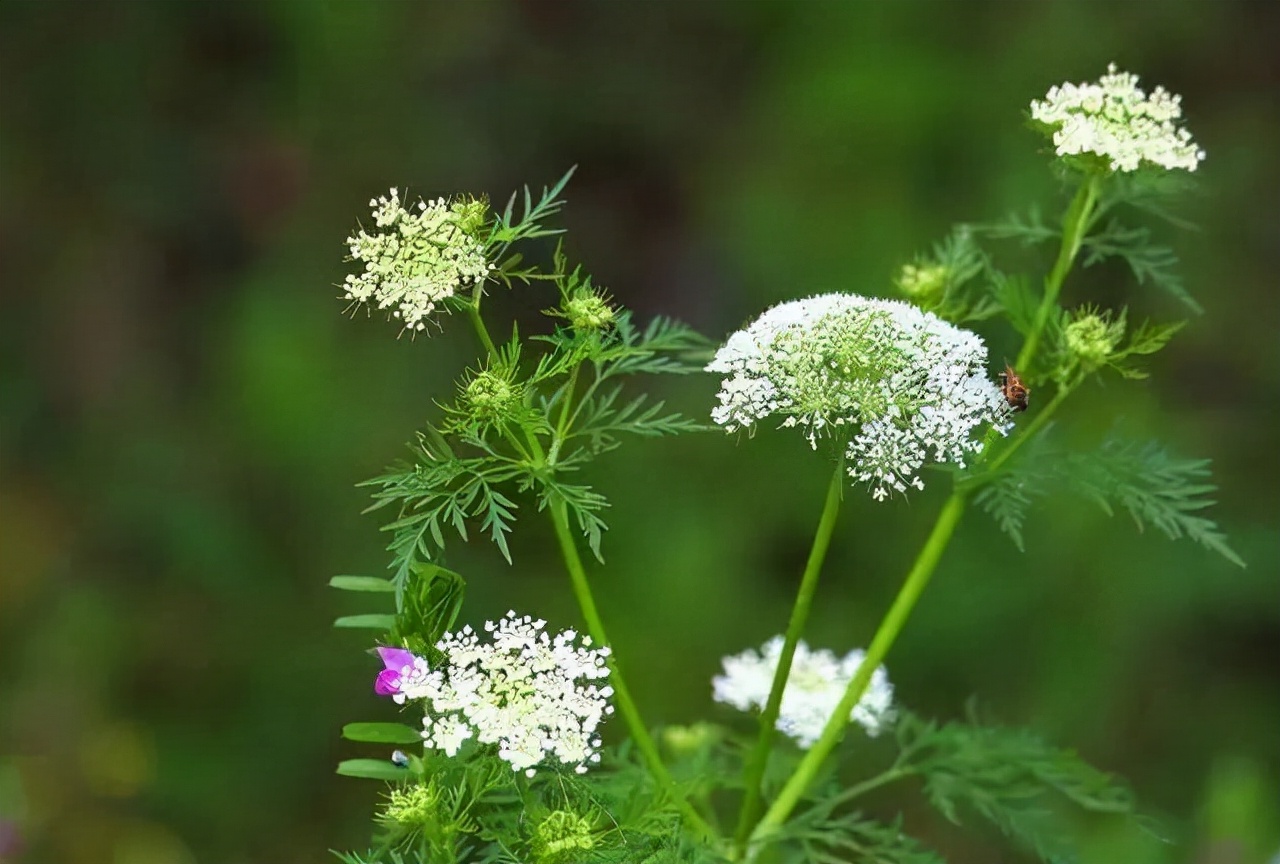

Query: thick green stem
<box><xmin>547</xmin><ymin>499</ymin><xmax>717</xmax><ymax>841</ymax></box>
<box><xmin>467</xmin><ymin>304</ymin><xmax>499</xmax><ymax>361</ymax></box>
<box><xmin>750</xmin><ymin>493</ymin><xmax>968</xmax><ymax>848</ymax></box>
<box><xmin>733</xmin><ymin>459</ymin><xmax>845</xmax><ymax>853</ymax></box>
<box><xmin>1015</xmin><ymin>174</ymin><xmax>1101</xmax><ymax>373</ymax></box>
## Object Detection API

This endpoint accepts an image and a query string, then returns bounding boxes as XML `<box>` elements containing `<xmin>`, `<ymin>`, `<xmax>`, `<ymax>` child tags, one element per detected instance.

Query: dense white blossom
<box><xmin>1030</xmin><ymin>64</ymin><xmax>1204</xmax><ymax>173</ymax></box>
<box><xmin>707</xmin><ymin>293</ymin><xmax>1011</xmax><ymax>500</ymax></box>
<box><xmin>343</xmin><ymin>188</ymin><xmax>492</xmax><ymax>332</ymax></box>
<box><xmin>380</xmin><ymin>613</ymin><xmax>614</xmax><ymax>777</ymax></box>
<box><xmin>713</xmin><ymin>637</ymin><xmax>895</xmax><ymax>747</ymax></box>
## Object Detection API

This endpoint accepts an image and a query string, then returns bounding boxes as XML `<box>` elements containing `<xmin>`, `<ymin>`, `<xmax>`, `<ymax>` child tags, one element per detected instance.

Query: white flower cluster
<box><xmin>343</xmin><ymin>188</ymin><xmax>492</xmax><ymax>332</ymax></box>
<box><xmin>1030</xmin><ymin>64</ymin><xmax>1204</xmax><ymax>173</ymax></box>
<box><xmin>707</xmin><ymin>293</ymin><xmax>1011</xmax><ymax>500</ymax></box>
<box><xmin>713</xmin><ymin>636</ymin><xmax>895</xmax><ymax>747</ymax></box>
<box><xmin>396</xmin><ymin>612</ymin><xmax>614</xmax><ymax>777</ymax></box>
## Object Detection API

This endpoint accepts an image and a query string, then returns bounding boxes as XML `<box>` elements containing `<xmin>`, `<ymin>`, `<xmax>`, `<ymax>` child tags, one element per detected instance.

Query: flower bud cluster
<box><xmin>343</xmin><ymin>189</ymin><xmax>492</xmax><ymax>332</ymax></box>
<box><xmin>564</xmin><ymin>288</ymin><xmax>616</xmax><ymax>333</ymax></box>
<box><xmin>1063</xmin><ymin>306</ymin><xmax>1125</xmax><ymax>372</ymax></box>
<box><xmin>1030</xmin><ymin>64</ymin><xmax>1204</xmax><ymax>173</ymax></box>
<box><xmin>375</xmin><ymin>613</ymin><xmax>614</xmax><ymax>777</ymax></box>
<box><xmin>894</xmin><ymin>262</ymin><xmax>949</xmax><ymax>306</ymax></box>
<box><xmin>708</xmin><ymin>294</ymin><xmax>1012</xmax><ymax>500</ymax></box>
<box><xmin>713</xmin><ymin>637</ymin><xmax>895</xmax><ymax>747</ymax></box>
<box><xmin>531</xmin><ymin>810</ymin><xmax>596</xmax><ymax>863</ymax></box>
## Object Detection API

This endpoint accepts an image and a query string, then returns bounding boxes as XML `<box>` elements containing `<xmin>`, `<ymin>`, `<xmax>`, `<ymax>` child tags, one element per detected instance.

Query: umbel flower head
<box><xmin>375</xmin><ymin>613</ymin><xmax>614</xmax><ymax>777</ymax></box>
<box><xmin>1030</xmin><ymin>64</ymin><xmax>1204</xmax><ymax>173</ymax></box>
<box><xmin>713</xmin><ymin>637</ymin><xmax>895</xmax><ymax>747</ymax></box>
<box><xmin>343</xmin><ymin>188</ymin><xmax>492</xmax><ymax>333</ymax></box>
<box><xmin>707</xmin><ymin>293</ymin><xmax>1012</xmax><ymax>500</ymax></box>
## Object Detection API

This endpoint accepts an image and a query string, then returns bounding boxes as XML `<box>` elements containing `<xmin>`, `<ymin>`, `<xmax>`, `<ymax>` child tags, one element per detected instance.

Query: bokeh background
<box><xmin>1</xmin><ymin>2</ymin><xmax>1277</xmax><ymax>863</ymax></box>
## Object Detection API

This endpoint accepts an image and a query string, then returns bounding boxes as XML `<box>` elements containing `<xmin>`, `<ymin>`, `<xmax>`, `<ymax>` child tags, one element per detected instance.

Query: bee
<box><xmin>998</xmin><ymin>364</ymin><xmax>1030</xmax><ymax>412</ymax></box>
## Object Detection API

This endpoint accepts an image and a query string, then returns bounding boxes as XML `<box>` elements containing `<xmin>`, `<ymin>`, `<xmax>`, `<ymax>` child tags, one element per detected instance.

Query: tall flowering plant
<box><xmin>329</xmin><ymin>67</ymin><xmax>1239</xmax><ymax>864</ymax></box>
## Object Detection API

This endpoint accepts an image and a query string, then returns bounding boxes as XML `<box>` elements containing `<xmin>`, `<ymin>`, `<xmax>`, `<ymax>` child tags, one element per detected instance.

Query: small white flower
<box><xmin>1030</xmin><ymin>64</ymin><xmax>1204</xmax><ymax>173</ymax></box>
<box><xmin>713</xmin><ymin>636</ymin><xmax>895</xmax><ymax>747</ymax></box>
<box><xmin>342</xmin><ymin>188</ymin><xmax>492</xmax><ymax>333</ymax></box>
<box><xmin>707</xmin><ymin>293</ymin><xmax>1011</xmax><ymax>500</ymax></box>
<box><xmin>416</xmin><ymin>612</ymin><xmax>614</xmax><ymax>776</ymax></box>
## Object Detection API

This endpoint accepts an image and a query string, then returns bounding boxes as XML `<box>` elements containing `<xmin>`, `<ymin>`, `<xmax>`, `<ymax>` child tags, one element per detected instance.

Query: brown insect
<box><xmin>998</xmin><ymin>364</ymin><xmax>1030</xmax><ymax>412</ymax></box>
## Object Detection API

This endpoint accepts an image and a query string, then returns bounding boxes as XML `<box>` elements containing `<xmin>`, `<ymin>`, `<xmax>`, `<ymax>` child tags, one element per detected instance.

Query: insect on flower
<box><xmin>998</xmin><ymin>364</ymin><xmax>1030</xmax><ymax>412</ymax></box>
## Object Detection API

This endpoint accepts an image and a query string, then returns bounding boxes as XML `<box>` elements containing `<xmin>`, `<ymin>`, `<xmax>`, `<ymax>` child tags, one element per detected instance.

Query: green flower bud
<box><xmin>565</xmin><ymin>289</ymin><xmax>616</xmax><ymax>332</ymax></box>
<box><xmin>532</xmin><ymin>810</ymin><xmax>595</xmax><ymax>863</ymax></box>
<box><xmin>380</xmin><ymin>782</ymin><xmax>442</xmax><ymax>829</ymax></box>
<box><xmin>463</xmin><ymin>369</ymin><xmax>521</xmax><ymax>425</ymax></box>
<box><xmin>661</xmin><ymin>722</ymin><xmax>724</xmax><ymax>759</ymax></box>
<box><xmin>450</xmin><ymin>197</ymin><xmax>489</xmax><ymax>236</ymax></box>
<box><xmin>1064</xmin><ymin>307</ymin><xmax>1124</xmax><ymax>371</ymax></box>
<box><xmin>894</xmin><ymin>262</ymin><xmax>949</xmax><ymax>306</ymax></box>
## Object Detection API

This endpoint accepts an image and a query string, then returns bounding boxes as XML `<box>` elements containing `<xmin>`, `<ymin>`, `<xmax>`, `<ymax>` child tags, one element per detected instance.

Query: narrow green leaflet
<box><xmin>337</xmin><ymin>758</ymin><xmax>414</xmax><ymax>781</ymax></box>
<box><xmin>976</xmin><ymin>430</ymin><xmax>1242</xmax><ymax>567</ymax></box>
<box><xmin>343</xmin><ymin>723</ymin><xmax>426</xmax><ymax>745</ymax></box>
<box><xmin>974</xmin><ymin>206</ymin><xmax>1057</xmax><ymax>247</ymax></box>
<box><xmin>778</xmin><ymin>807</ymin><xmax>944</xmax><ymax>864</ymax></box>
<box><xmin>330</xmin><ymin>575</ymin><xmax>398</xmax><ymax>593</ymax></box>
<box><xmin>396</xmin><ymin>561</ymin><xmax>467</xmax><ymax>649</ymax></box>
<box><xmin>897</xmin><ymin>711</ymin><xmax>1136</xmax><ymax>864</ymax></box>
<box><xmin>334</xmin><ymin>614</ymin><xmax>398</xmax><ymax>630</ymax></box>
<box><xmin>1082</xmin><ymin>220</ymin><xmax>1202</xmax><ymax>313</ymax></box>
<box><xmin>1063</xmin><ymin>437</ymin><xmax>1244</xmax><ymax>567</ymax></box>
<box><xmin>973</xmin><ymin>470</ymin><xmax>1046</xmax><ymax>552</ymax></box>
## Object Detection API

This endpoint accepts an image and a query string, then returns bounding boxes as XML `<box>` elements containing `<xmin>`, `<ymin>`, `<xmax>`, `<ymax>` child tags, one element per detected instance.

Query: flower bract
<box><xmin>712</xmin><ymin>637</ymin><xmax>895</xmax><ymax>747</ymax></box>
<box><xmin>1030</xmin><ymin>64</ymin><xmax>1204</xmax><ymax>173</ymax></box>
<box><xmin>707</xmin><ymin>293</ymin><xmax>1011</xmax><ymax>500</ymax></box>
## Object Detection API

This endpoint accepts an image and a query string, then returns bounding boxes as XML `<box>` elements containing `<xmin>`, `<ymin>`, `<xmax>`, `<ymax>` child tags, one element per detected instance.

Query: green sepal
<box><xmin>329</xmin><ymin>575</ymin><xmax>397</xmax><ymax>593</ymax></box>
<box><xmin>342</xmin><ymin>722</ymin><xmax>424</xmax><ymax>745</ymax></box>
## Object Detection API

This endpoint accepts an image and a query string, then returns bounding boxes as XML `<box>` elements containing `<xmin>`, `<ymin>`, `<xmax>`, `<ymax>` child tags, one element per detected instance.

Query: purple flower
<box><xmin>375</xmin><ymin>646</ymin><xmax>419</xmax><ymax>697</ymax></box>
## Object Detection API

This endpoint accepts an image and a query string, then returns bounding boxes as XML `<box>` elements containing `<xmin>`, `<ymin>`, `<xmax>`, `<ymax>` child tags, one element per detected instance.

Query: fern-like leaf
<box><xmin>1063</xmin><ymin>438</ymin><xmax>1244</xmax><ymax>567</ymax></box>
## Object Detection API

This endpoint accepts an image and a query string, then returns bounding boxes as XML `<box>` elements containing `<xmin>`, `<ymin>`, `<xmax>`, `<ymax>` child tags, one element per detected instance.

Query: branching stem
<box><xmin>748</xmin><ymin>173</ymin><xmax>1102</xmax><ymax>855</ymax></box>
<box><xmin>733</xmin><ymin>458</ymin><xmax>845</xmax><ymax>855</ymax></box>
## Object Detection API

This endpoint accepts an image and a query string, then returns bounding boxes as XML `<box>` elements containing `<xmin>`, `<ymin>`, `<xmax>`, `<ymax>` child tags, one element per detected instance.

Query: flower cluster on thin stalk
<box><xmin>342</xmin><ymin>188</ymin><xmax>492</xmax><ymax>333</ymax></box>
<box><xmin>1030</xmin><ymin>63</ymin><xmax>1204</xmax><ymax>173</ymax></box>
<box><xmin>376</xmin><ymin>612</ymin><xmax>615</xmax><ymax>777</ymax></box>
<box><xmin>713</xmin><ymin>637</ymin><xmax>895</xmax><ymax>747</ymax></box>
<box><xmin>707</xmin><ymin>293</ymin><xmax>1013</xmax><ymax>500</ymax></box>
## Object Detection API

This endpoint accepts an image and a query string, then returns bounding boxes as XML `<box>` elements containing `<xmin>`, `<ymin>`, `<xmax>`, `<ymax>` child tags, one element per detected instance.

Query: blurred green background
<box><xmin>1</xmin><ymin>2</ymin><xmax>1276</xmax><ymax>862</ymax></box>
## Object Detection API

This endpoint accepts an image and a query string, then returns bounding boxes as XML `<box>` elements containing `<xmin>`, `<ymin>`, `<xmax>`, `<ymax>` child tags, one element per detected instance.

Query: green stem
<box><xmin>741</xmin><ymin>174</ymin><xmax>1102</xmax><ymax>857</ymax></box>
<box><xmin>733</xmin><ymin>458</ymin><xmax>845</xmax><ymax>854</ymax></box>
<box><xmin>1015</xmin><ymin>174</ymin><xmax>1101</xmax><ymax>373</ymax></box>
<box><xmin>467</xmin><ymin>304</ymin><xmax>499</xmax><ymax>361</ymax></box>
<box><xmin>547</xmin><ymin>499</ymin><xmax>717</xmax><ymax>842</ymax></box>
<box><xmin>827</xmin><ymin>765</ymin><xmax>915</xmax><ymax>809</ymax></box>
<box><xmin>749</xmin><ymin>493</ymin><xmax>968</xmax><ymax>848</ymax></box>
<box><xmin>973</xmin><ymin>382</ymin><xmax>1073</xmax><ymax>482</ymax></box>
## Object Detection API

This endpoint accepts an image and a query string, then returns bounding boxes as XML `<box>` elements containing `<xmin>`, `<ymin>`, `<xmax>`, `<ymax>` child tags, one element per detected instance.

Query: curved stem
<box><xmin>750</xmin><ymin>492</ymin><xmax>968</xmax><ymax>847</ymax></box>
<box><xmin>1015</xmin><ymin>174</ymin><xmax>1101</xmax><ymax>373</ymax></box>
<box><xmin>547</xmin><ymin>499</ymin><xmax>717</xmax><ymax>841</ymax></box>
<box><xmin>733</xmin><ymin>458</ymin><xmax>845</xmax><ymax>853</ymax></box>
<box><xmin>467</xmin><ymin>304</ymin><xmax>499</xmax><ymax>361</ymax></box>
